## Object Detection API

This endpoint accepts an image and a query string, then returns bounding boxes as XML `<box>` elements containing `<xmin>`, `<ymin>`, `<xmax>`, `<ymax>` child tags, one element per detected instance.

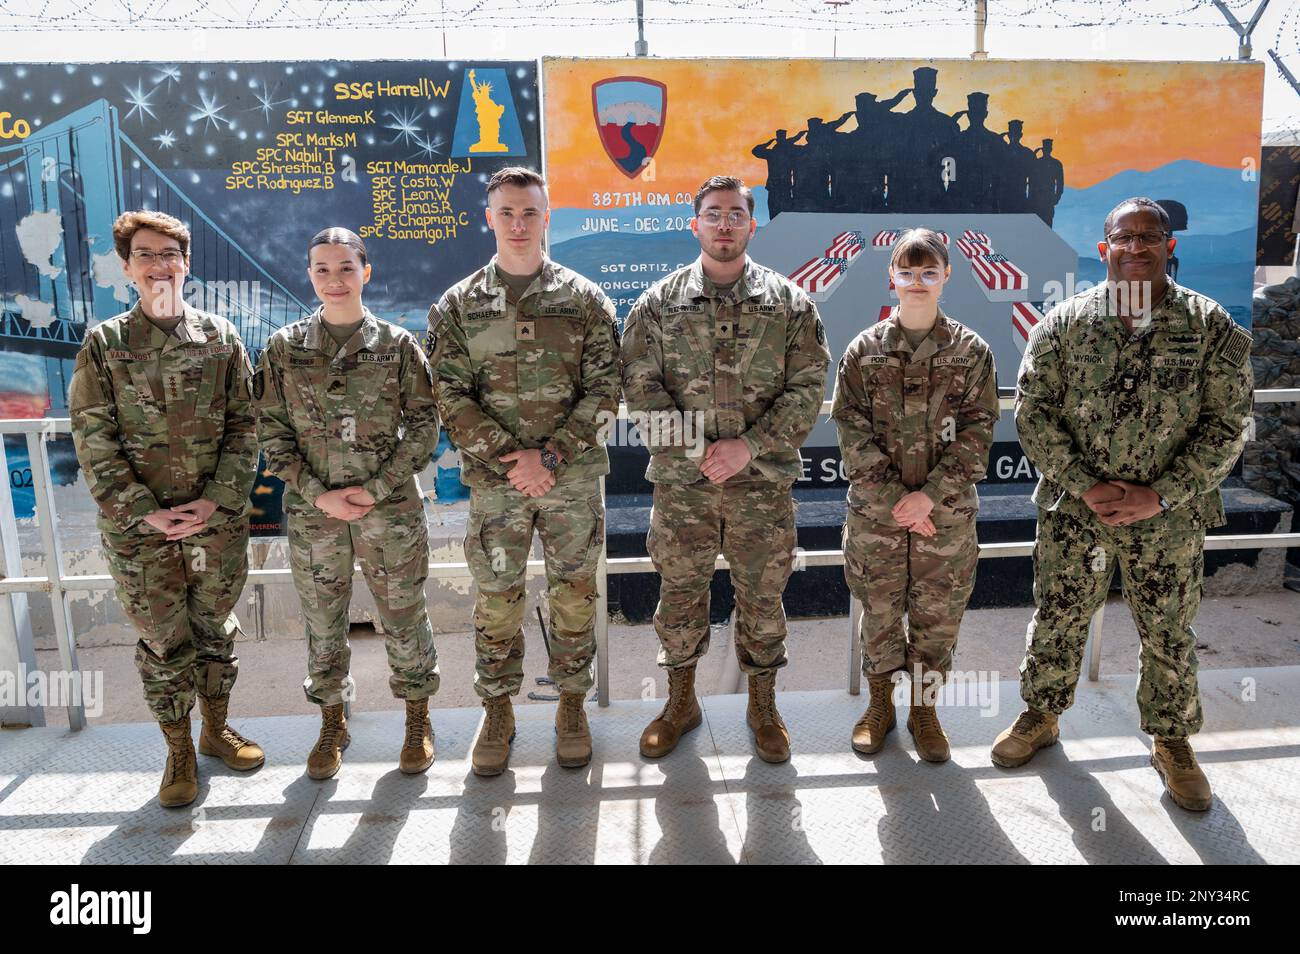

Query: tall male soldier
<box><xmin>994</xmin><ymin>197</ymin><xmax>1253</xmax><ymax>811</ymax></box>
<box><xmin>430</xmin><ymin>167</ymin><xmax>621</xmax><ymax>776</ymax></box>
<box><xmin>621</xmin><ymin>175</ymin><xmax>831</xmax><ymax>763</ymax></box>
<box><xmin>69</xmin><ymin>211</ymin><xmax>262</xmax><ymax>808</ymax></box>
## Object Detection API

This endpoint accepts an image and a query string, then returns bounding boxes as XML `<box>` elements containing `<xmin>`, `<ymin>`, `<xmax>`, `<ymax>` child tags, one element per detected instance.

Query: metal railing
<box><xmin>4</xmin><ymin>389</ymin><xmax>1300</xmax><ymax>729</ymax></box>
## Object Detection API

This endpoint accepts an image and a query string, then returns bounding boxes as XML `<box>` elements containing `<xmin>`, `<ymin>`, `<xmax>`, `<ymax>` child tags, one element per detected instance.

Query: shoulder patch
<box><xmin>1219</xmin><ymin>324</ymin><xmax>1251</xmax><ymax>368</ymax></box>
<box><xmin>1027</xmin><ymin>323</ymin><xmax>1054</xmax><ymax>361</ymax></box>
<box><xmin>814</xmin><ymin>316</ymin><xmax>826</xmax><ymax>346</ymax></box>
<box><xmin>252</xmin><ymin>367</ymin><xmax>265</xmax><ymax>400</ymax></box>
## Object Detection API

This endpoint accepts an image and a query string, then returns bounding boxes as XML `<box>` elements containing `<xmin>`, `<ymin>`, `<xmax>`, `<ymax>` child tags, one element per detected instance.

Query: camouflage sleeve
<box><xmin>620</xmin><ymin>292</ymin><xmax>686</xmax><ymax>455</ymax></box>
<box><xmin>200</xmin><ymin>336</ymin><xmax>258</xmax><ymax>512</ymax></box>
<box><xmin>429</xmin><ymin>294</ymin><xmax>521</xmax><ymax>476</ymax></box>
<box><xmin>921</xmin><ymin>344</ymin><xmax>1000</xmax><ymax>505</ymax></box>
<box><xmin>361</xmin><ymin>334</ymin><xmax>441</xmax><ymax>502</ymax></box>
<box><xmin>1014</xmin><ymin>310</ymin><xmax>1099</xmax><ymax>497</ymax></box>
<box><xmin>1150</xmin><ymin>314</ymin><xmax>1254</xmax><ymax>508</ymax></box>
<box><xmin>68</xmin><ymin>336</ymin><xmax>161</xmax><ymax>531</ymax></box>
<box><xmin>738</xmin><ymin>296</ymin><xmax>831</xmax><ymax>460</ymax></box>
<box><xmin>548</xmin><ymin>287</ymin><xmax>622</xmax><ymax>465</ymax></box>
<box><xmin>253</xmin><ymin>343</ymin><xmax>330</xmax><ymax>506</ymax></box>
<box><xmin>830</xmin><ymin>343</ymin><xmax>909</xmax><ymax>507</ymax></box>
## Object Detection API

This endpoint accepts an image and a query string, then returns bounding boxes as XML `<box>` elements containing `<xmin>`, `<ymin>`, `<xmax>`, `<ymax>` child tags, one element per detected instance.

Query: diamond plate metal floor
<box><xmin>1</xmin><ymin>667</ymin><xmax>1296</xmax><ymax>864</ymax></box>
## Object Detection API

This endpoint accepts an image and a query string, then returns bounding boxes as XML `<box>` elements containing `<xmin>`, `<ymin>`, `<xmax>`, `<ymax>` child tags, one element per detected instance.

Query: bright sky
<box><xmin>1</xmin><ymin>1</ymin><xmax>1296</xmax><ymax>137</ymax></box>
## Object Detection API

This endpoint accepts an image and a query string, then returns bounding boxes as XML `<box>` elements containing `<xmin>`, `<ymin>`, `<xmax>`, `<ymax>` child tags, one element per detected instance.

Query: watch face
<box><xmin>542</xmin><ymin>450</ymin><xmax>559</xmax><ymax>471</ymax></box>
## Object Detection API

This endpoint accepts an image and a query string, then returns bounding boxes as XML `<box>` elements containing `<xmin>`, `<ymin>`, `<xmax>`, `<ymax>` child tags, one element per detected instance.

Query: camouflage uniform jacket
<box><xmin>69</xmin><ymin>302</ymin><xmax>257</xmax><ymax>534</ymax></box>
<box><xmin>621</xmin><ymin>256</ymin><xmax>830</xmax><ymax>484</ymax></box>
<box><xmin>1015</xmin><ymin>280</ymin><xmax>1254</xmax><ymax>529</ymax></box>
<box><xmin>832</xmin><ymin>309</ymin><xmax>999</xmax><ymax>512</ymax></box>
<box><xmin>428</xmin><ymin>256</ymin><xmax>621</xmax><ymax>488</ymax></box>
<box><xmin>255</xmin><ymin>308</ymin><xmax>439</xmax><ymax>514</ymax></box>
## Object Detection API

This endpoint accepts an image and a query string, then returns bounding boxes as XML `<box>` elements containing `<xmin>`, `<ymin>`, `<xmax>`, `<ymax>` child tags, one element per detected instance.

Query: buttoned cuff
<box><xmin>1150</xmin><ymin>474</ymin><xmax>1194</xmax><ymax>510</ymax></box>
<box><xmin>1058</xmin><ymin>461</ymin><xmax>1100</xmax><ymax>498</ymax></box>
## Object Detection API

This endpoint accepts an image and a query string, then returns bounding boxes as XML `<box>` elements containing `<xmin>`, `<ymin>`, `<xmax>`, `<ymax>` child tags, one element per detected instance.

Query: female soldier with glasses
<box><xmin>831</xmin><ymin>228</ymin><xmax>999</xmax><ymax>762</ymax></box>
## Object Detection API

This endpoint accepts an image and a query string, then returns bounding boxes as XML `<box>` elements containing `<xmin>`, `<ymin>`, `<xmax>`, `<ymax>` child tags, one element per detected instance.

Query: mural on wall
<box><xmin>0</xmin><ymin>60</ymin><xmax>540</xmax><ymax>527</ymax></box>
<box><xmin>542</xmin><ymin>57</ymin><xmax>1264</xmax><ymax>493</ymax></box>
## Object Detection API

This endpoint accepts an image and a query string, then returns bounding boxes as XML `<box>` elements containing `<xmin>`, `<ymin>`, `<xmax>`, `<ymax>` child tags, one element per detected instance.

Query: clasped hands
<box><xmin>1081</xmin><ymin>480</ymin><xmax>1162</xmax><ymax>526</ymax></box>
<box><xmin>143</xmin><ymin>498</ymin><xmax>220</xmax><ymax>541</ymax></box>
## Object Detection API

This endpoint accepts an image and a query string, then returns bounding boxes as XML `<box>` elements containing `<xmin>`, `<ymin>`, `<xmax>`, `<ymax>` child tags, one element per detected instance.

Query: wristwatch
<box><xmin>540</xmin><ymin>448</ymin><xmax>560</xmax><ymax>472</ymax></box>
<box><xmin>1158</xmin><ymin>496</ymin><xmax>1170</xmax><ymax>512</ymax></box>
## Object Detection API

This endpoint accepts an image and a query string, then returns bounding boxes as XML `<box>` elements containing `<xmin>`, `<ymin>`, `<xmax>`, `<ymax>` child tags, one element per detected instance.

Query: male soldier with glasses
<box><xmin>993</xmin><ymin>197</ymin><xmax>1254</xmax><ymax>811</ymax></box>
<box><xmin>621</xmin><ymin>175</ymin><xmax>831</xmax><ymax>763</ymax></box>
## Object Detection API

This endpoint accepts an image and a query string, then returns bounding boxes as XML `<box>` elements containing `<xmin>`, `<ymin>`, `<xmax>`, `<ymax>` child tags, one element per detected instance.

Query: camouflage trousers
<box><xmin>102</xmin><ymin>517</ymin><xmax>248</xmax><ymax>724</ymax></box>
<box><xmin>287</xmin><ymin>503</ymin><xmax>440</xmax><ymax>707</ymax></box>
<box><xmin>843</xmin><ymin>499</ymin><xmax>978</xmax><ymax>677</ymax></box>
<box><xmin>647</xmin><ymin>480</ymin><xmax>795</xmax><ymax>674</ymax></box>
<box><xmin>464</xmin><ymin>478</ymin><xmax>604</xmax><ymax>699</ymax></box>
<box><xmin>1020</xmin><ymin>506</ymin><xmax>1205</xmax><ymax>737</ymax></box>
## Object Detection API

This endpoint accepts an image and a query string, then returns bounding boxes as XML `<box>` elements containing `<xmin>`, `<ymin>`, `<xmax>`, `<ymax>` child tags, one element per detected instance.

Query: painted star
<box><xmin>385</xmin><ymin>106</ymin><xmax>424</xmax><ymax>147</ymax></box>
<box><xmin>123</xmin><ymin>80</ymin><xmax>158</xmax><ymax>125</ymax></box>
<box><xmin>250</xmin><ymin>80</ymin><xmax>290</xmax><ymax>123</ymax></box>
<box><xmin>152</xmin><ymin>65</ymin><xmax>181</xmax><ymax>90</ymax></box>
<box><xmin>152</xmin><ymin>129</ymin><xmax>177</xmax><ymax>150</ymax></box>
<box><xmin>408</xmin><ymin>134</ymin><xmax>446</xmax><ymax>161</ymax></box>
<box><xmin>187</xmin><ymin>90</ymin><xmax>231</xmax><ymax>132</ymax></box>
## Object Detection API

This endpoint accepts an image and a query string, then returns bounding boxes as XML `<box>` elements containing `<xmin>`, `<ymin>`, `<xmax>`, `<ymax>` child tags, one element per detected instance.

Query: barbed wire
<box><xmin>0</xmin><ymin>0</ymin><xmax>1281</xmax><ymax>31</ymax></box>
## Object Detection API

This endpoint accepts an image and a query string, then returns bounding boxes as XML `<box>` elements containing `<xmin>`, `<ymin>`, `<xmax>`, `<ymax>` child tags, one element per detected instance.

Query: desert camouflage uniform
<box><xmin>255</xmin><ymin>308</ymin><xmax>441</xmax><ymax>706</ymax></box>
<box><xmin>1015</xmin><ymin>280</ymin><xmax>1254</xmax><ymax>736</ymax></box>
<box><xmin>833</xmin><ymin>309</ymin><xmax>999</xmax><ymax>677</ymax></box>
<box><xmin>621</xmin><ymin>257</ymin><xmax>830</xmax><ymax>674</ymax></box>
<box><xmin>429</xmin><ymin>256</ymin><xmax>620</xmax><ymax>699</ymax></box>
<box><xmin>69</xmin><ymin>302</ymin><xmax>257</xmax><ymax>723</ymax></box>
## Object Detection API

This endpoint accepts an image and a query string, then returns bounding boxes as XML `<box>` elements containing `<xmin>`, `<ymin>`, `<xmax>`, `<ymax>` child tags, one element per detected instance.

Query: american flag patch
<box><xmin>1220</xmin><ymin>325</ymin><xmax>1251</xmax><ymax>368</ymax></box>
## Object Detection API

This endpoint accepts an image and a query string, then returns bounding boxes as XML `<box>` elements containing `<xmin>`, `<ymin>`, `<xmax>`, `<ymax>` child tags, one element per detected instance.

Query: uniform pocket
<box><xmin>382</xmin><ymin>514</ymin><xmax>430</xmax><ymax>610</ymax></box>
<box><xmin>463</xmin><ymin>510</ymin><xmax>500</xmax><ymax>585</ymax></box>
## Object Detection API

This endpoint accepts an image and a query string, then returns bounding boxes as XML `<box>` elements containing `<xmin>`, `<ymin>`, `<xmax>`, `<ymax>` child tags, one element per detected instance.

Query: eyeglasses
<box><xmin>697</xmin><ymin>210</ymin><xmax>750</xmax><ymax>228</ymax></box>
<box><xmin>130</xmin><ymin>249</ymin><xmax>186</xmax><ymax>265</ymax></box>
<box><xmin>892</xmin><ymin>268</ymin><xmax>945</xmax><ymax>287</ymax></box>
<box><xmin>1105</xmin><ymin>231</ymin><xmax>1169</xmax><ymax>248</ymax></box>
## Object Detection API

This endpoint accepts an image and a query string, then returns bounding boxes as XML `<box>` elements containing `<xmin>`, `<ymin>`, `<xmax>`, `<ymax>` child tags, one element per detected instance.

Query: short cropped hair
<box><xmin>1103</xmin><ymin>197</ymin><xmax>1171</xmax><ymax>239</ymax></box>
<box><xmin>487</xmin><ymin>166</ymin><xmax>548</xmax><ymax>202</ymax></box>
<box><xmin>693</xmin><ymin>175</ymin><xmax>754</xmax><ymax>215</ymax></box>
<box><xmin>112</xmin><ymin>210</ymin><xmax>190</xmax><ymax>262</ymax></box>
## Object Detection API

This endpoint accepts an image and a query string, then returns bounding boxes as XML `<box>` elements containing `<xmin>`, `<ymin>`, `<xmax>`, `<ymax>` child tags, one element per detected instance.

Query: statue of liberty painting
<box><xmin>468</xmin><ymin>69</ymin><xmax>509</xmax><ymax>153</ymax></box>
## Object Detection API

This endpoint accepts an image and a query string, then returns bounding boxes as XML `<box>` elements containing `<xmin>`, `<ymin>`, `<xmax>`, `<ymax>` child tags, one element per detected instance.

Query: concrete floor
<box><xmin>1</xmin><ymin>666</ymin><xmax>1296</xmax><ymax>864</ymax></box>
<box><xmin>29</xmin><ymin>589</ymin><xmax>1300</xmax><ymax>727</ymax></box>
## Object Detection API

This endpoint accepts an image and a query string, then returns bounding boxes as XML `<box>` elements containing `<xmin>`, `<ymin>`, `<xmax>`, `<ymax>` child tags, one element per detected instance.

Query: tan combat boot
<box><xmin>399</xmin><ymin>697</ymin><xmax>435</xmax><ymax>774</ymax></box>
<box><xmin>158</xmin><ymin>716</ymin><xmax>198</xmax><ymax>808</ymax></box>
<box><xmin>197</xmin><ymin>694</ymin><xmax>265</xmax><ymax>771</ymax></box>
<box><xmin>472</xmin><ymin>695</ymin><xmax>516</xmax><ymax>777</ymax></box>
<box><xmin>306</xmin><ymin>703</ymin><xmax>349</xmax><ymax>780</ymax></box>
<box><xmin>990</xmin><ymin>706</ymin><xmax>1059</xmax><ymax>767</ymax></box>
<box><xmin>747</xmin><ymin>672</ymin><xmax>791</xmax><ymax>763</ymax></box>
<box><xmin>1151</xmin><ymin>736</ymin><xmax>1212</xmax><ymax>812</ymax></box>
<box><xmin>639</xmin><ymin>666</ymin><xmax>702</xmax><ymax>758</ymax></box>
<box><xmin>907</xmin><ymin>692</ymin><xmax>950</xmax><ymax>763</ymax></box>
<box><xmin>555</xmin><ymin>691</ymin><xmax>592</xmax><ymax>768</ymax></box>
<box><xmin>851</xmin><ymin>674</ymin><xmax>897</xmax><ymax>754</ymax></box>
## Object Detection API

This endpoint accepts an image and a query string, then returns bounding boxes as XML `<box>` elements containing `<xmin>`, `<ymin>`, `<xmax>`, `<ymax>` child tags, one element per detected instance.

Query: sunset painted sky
<box><xmin>543</xmin><ymin>57</ymin><xmax>1263</xmax><ymax>207</ymax></box>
